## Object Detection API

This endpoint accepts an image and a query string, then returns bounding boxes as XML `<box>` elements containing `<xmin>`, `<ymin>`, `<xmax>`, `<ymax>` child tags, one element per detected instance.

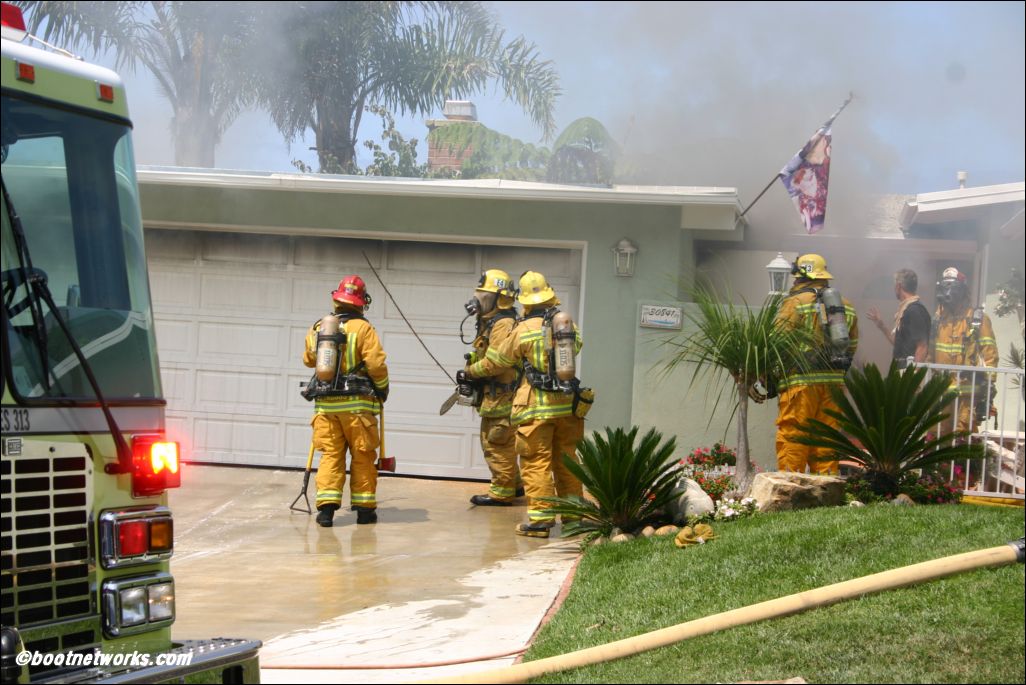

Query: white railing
<box><xmin>917</xmin><ymin>361</ymin><xmax>1025</xmax><ymax>500</ymax></box>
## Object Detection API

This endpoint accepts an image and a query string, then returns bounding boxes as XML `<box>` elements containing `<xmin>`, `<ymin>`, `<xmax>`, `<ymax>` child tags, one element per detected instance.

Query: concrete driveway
<box><xmin>168</xmin><ymin>464</ymin><xmax>580</xmax><ymax>682</ymax></box>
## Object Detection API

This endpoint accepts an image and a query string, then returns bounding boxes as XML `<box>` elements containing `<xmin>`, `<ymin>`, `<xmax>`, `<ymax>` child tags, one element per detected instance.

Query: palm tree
<box><xmin>255</xmin><ymin>2</ymin><xmax>560</xmax><ymax>174</ymax></box>
<box><xmin>542</xmin><ymin>426</ymin><xmax>680</xmax><ymax>543</ymax></box>
<box><xmin>794</xmin><ymin>361</ymin><xmax>985</xmax><ymax>497</ymax></box>
<box><xmin>662</xmin><ymin>284</ymin><xmax>813</xmax><ymax>488</ymax></box>
<box><xmin>545</xmin><ymin>117</ymin><xmax>620</xmax><ymax>185</ymax></box>
<box><xmin>17</xmin><ymin>1</ymin><xmax>257</xmax><ymax>167</ymax></box>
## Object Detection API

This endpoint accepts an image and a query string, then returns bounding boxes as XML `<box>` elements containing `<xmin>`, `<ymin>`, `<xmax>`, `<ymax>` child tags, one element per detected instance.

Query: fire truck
<box><xmin>1</xmin><ymin>3</ymin><xmax>260</xmax><ymax>681</ymax></box>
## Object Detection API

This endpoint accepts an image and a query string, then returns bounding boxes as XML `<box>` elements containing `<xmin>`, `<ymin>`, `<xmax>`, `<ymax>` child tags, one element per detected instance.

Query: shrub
<box><xmin>542</xmin><ymin>426</ymin><xmax>680</xmax><ymax>542</ymax></box>
<box><xmin>845</xmin><ymin>469</ymin><xmax>962</xmax><ymax>505</ymax></box>
<box><xmin>796</xmin><ymin>361</ymin><xmax>985</xmax><ymax>497</ymax></box>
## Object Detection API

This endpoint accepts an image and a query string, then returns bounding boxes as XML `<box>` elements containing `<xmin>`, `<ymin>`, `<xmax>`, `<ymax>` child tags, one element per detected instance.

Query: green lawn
<box><xmin>526</xmin><ymin>504</ymin><xmax>1025</xmax><ymax>684</ymax></box>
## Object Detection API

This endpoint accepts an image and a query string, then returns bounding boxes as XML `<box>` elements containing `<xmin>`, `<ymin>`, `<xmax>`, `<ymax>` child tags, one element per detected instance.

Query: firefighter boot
<box><xmin>316</xmin><ymin>504</ymin><xmax>338</xmax><ymax>528</ymax></box>
<box><xmin>470</xmin><ymin>494</ymin><xmax>513</xmax><ymax>507</ymax></box>
<box><xmin>354</xmin><ymin>506</ymin><xmax>378</xmax><ymax>525</ymax></box>
<box><xmin>514</xmin><ymin>521</ymin><xmax>553</xmax><ymax>538</ymax></box>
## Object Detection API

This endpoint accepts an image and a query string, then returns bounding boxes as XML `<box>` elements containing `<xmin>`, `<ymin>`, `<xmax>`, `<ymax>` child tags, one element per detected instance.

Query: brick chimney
<box><xmin>427</xmin><ymin>100</ymin><xmax>480</xmax><ymax>174</ymax></box>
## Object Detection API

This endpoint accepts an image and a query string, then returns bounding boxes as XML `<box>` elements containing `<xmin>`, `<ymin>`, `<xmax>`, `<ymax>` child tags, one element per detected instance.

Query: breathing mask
<box><xmin>936</xmin><ymin>278</ymin><xmax>968</xmax><ymax>307</ymax></box>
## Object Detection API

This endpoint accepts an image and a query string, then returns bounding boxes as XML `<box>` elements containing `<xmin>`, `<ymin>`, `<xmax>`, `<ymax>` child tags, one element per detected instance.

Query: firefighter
<box><xmin>931</xmin><ymin>267</ymin><xmax>998</xmax><ymax>432</ymax></box>
<box><xmin>463</xmin><ymin>269</ymin><xmax>524</xmax><ymax>506</ymax></box>
<box><xmin>303</xmin><ymin>275</ymin><xmax>389</xmax><ymax>527</ymax></box>
<box><xmin>775</xmin><ymin>254</ymin><xmax>858</xmax><ymax>475</ymax></box>
<box><xmin>496</xmin><ymin>270</ymin><xmax>593</xmax><ymax>538</ymax></box>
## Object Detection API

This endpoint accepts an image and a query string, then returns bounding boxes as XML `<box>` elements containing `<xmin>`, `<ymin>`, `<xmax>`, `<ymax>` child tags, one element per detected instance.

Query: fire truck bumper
<box><xmin>35</xmin><ymin>638</ymin><xmax>262</xmax><ymax>684</ymax></box>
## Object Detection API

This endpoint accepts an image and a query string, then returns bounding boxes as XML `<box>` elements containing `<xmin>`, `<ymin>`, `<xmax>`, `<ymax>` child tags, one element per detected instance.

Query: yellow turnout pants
<box><xmin>312</xmin><ymin>412</ymin><xmax>379</xmax><ymax>510</ymax></box>
<box><xmin>480</xmin><ymin>416</ymin><xmax>521</xmax><ymax>501</ymax></box>
<box><xmin>515</xmin><ymin>416</ymin><xmax>584</xmax><ymax>524</ymax></box>
<box><xmin>775</xmin><ymin>384</ymin><xmax>840</xmax><ymax>475</ymax></box>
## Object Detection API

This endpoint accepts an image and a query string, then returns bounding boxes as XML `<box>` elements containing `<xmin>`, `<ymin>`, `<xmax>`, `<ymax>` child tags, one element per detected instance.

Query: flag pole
<box><xmin>734</xmin><ymin>93</ymin><xmax>854</xmax><ymax>227</ymax></box>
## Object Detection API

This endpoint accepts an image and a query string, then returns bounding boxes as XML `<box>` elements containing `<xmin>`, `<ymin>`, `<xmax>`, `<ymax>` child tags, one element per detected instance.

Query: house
<box><xmin>138</xmin><ymin>168</ymin><xmax>744</xmax><ymax>478</ymax></box>
<box><xmin>138</xmin><ymin>168</ymin><xmax>1024</xmax><ymax>477</ymax></box>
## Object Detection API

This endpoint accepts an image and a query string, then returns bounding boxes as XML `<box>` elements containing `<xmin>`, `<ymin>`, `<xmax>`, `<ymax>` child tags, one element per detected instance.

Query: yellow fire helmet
<box><xmin>792</xmin><ymin>253</ymin><xmax>833</xmax><ymax>280</ymax></box>
<box><xmin>518</xmin><ymin>270</ymin><xmax>558</xmax><ymax>306</ymax></box>
<box><xmin>477</xmin><ymin>269</ymin><xmax>515</xmax><ymax>297</ymax></box>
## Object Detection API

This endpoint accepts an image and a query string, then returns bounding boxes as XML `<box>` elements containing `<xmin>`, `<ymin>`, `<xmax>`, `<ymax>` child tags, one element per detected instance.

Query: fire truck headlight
<box><xmin>102</xmin><ymin>573</ymin><xmax>175</xmax><ymax>637</ymax></box>
<box><xmin>119</xmin><ymin>587</ymin><xmax>148</xmax><ymax>627</ymax></box>
<box><xmin>148</xmin><ymin>582</ymin><xmax>175</xmax><ymax>621</ymax></box>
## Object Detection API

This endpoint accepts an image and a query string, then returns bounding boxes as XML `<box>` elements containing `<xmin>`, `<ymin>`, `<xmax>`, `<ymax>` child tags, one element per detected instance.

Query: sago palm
<box><xmin>662</xmin><ymin>284</ymin><xmax>813</xmax><ymax>487</ymax></box>
<box><xmin>794</xmin><ymin>361</ymin><xmax>985</xmax><ymax>496</ymax></box>
<box><xmin>542</xmin><ymin>426</ymin><xmax>679</xmax><ymax>542</ymax></box>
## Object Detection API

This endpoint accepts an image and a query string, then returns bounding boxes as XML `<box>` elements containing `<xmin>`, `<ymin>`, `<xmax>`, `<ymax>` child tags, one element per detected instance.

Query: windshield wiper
<box><xmin>1</xmin><ymin>175</ymin><xmax>133</xmax><ymax>471</ymax></box>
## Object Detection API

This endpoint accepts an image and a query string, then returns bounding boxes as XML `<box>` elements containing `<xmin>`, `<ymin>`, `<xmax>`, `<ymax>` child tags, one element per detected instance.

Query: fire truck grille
<box><xmin>1</xmin><ymin>443</ymin><xmax>99</xmax><ymax>675</ymax></box>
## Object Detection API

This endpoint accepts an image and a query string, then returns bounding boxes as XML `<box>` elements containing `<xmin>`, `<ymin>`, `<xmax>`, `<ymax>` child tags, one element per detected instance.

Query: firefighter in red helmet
<box><xmin>302</xmin><ymin>275</ymin><xmax>389</xmax><ymax>527</ymax></box>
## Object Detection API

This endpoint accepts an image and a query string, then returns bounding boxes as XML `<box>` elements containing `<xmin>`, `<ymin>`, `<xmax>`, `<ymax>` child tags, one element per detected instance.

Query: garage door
<box><xmin>145</xmin><ymin>229</ymin><xmax>582</xmax><ymax>479</ymax></box>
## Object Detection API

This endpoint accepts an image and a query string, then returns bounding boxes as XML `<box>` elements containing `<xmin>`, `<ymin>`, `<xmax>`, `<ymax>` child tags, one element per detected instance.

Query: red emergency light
<box><xmin>1</xmin><ymin>2</ymin><xmax>27</xmax><ymax>32</ymax></box>
<box><xmin>131</xmin><ymin>434</ymin><xmax>181</xmax><ymax>497</ymax></box>
<box><xmin>118</xmin><ymin>519</ymin><xmax>149</xmax><ymax>556</ymax></box>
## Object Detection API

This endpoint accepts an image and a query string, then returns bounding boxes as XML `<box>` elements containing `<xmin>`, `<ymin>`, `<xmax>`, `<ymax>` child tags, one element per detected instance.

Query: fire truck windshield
<box><xmin>1</xmin><ymin>92</ymin><xmax>161</xmax><ymax>401</ymax></box>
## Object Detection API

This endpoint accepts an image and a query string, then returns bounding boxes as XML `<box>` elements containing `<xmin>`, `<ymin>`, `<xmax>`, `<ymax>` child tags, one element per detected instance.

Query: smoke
<box><xmin>94</xmin><ymin>0</ymin><xmax>1023</xmax><ymax>238</ymax></box>
<box><xmin>481</xmin><ymin>1</ymin><xmax>1024</xmax><ymax>237</ymax></box>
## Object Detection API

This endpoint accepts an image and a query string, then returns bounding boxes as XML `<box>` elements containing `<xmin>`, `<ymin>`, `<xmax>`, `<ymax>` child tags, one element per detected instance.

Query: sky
<box><xmin>110</xmin><ymin>1</ymin><xmax>1024</xmax><ymax>212</ymax></box>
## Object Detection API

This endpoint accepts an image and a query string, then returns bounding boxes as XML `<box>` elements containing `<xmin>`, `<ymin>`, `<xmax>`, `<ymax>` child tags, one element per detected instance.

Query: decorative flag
<box><xmin>779</xmin><ymin>94</ymin><xmax>853</xmax><ymax>234</ymax></box>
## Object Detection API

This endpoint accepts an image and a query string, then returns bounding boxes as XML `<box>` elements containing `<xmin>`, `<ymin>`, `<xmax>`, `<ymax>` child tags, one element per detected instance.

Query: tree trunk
<box><xmin>735</xmin><ymin>381</ymin><xmax>754</xmax><ymax>491</ymax></box>
<box><xmin>172</xmin><ymin>30</ymin><xmax>217</xmax><ymax>167</ymax></box>
<box><xmin>314</xmin><ymin>101</ymin><xmax>358</xmax><ymax>173</ymax></box>
<box><xmin>173</xmin><ymin>106</ymin><xmax>217</xmax><ymax>167</ymax></box>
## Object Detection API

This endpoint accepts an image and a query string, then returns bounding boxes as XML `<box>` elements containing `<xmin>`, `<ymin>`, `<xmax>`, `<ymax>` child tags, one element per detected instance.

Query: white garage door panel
<box><xmin>147</xmin><ymin>229</ymin><xmax>581</xmax><ymax>479</ymax></box>
<box><xmin>146</xmin><ymin>230</ymin><xmax>199</xmax><ymax>261</ymax></box>
<box><xmin>201</xmin><ymin>233</ymin><xmax>288</xmax><ymax>264</ymax></box>
<box><xmin>388</xmin><ymin>429</ymin><xmax>469</xmax><ymax>469</ymax></box>
<box><xmin>285</xmin><ymin>422</ymin><xmax>315</xmax><ymax>465</ymax></box>
<box><xmin>294</xmin><ymin>237</ymin><xmax>382</xmax><ymax>269</ymax></box>
<box><xmin>292</xmin><ymin>277</ymin><xmax>342</xmax><ymax>318</ymax></box>
<box><xmin>150</xmin><ymin>269</ymin><xmax>199</xmax><ymax>309</ymax></box>
<box><xmin>197</xmin><ymin>322</ymin><xmax>285</xmax><ymax>362</ymax></box>
<box><xmin>161</xmin><ymin>367</ymin><xmax>191</xmax><ymax>404</ymax></box>
<box><xmin>389</xmin><ymin>241</ymin><xmax>476</xmax><ymax>273</ymax></box>
<box><xmin>153</xmin><ymin>317</ymin><xmax>193</xmax><ymax>359</ymax></box>
<box><xmin>195</xmin><ymin>370</ymin><xmax>282</xmax><ymax>414</ymax></box>
<box><xmin>201</xmin><ymin>273</ymin><xmax>290</xmax><ymax>312</ymax></box>
<box><xmin>385</xmin><ymin>331</ymin><xmax>465</xmax><ymax>377</ymax></box>
<box><xmin>194</xmin><ymin>417</ymin><xmax>282</xmax><ymax>465</ymax></box>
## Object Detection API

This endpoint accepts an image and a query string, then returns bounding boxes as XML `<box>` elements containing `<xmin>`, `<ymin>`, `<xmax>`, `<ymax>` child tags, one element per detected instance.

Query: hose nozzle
<box><xmin>1009</xmin><ymin>537</ymin><xmax>1025</xmax><ymax>563</ymax></box>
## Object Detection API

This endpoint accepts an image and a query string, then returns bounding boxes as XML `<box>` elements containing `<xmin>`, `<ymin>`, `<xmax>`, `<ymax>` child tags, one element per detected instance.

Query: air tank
<box><xmin>551</xmin><ymin>311</ymin><xmax>577</xmax><ymax>381</ymax></box>
<box><xmin>315</xmin><ymin>314</ymin><xmax>341</xmax><ymax>381</ymax></box>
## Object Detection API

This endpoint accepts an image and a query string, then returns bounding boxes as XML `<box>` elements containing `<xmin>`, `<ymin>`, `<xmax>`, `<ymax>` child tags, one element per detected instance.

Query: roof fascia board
<box><xmin>137</xmin><ymin>168</ymin><xmax>742</xmax><ymax>210</ymax></box>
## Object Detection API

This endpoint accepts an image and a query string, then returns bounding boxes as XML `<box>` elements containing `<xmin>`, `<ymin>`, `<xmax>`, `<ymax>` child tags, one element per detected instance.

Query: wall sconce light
<box><xmin>613</xmin><ymin>238</ymin><xmax>638</xmax><ymax>277</ymax></box>
<box><xmin>766</xmin><ymin>251</ymin><xmax>792</xmax><ymax>295</ymax></box>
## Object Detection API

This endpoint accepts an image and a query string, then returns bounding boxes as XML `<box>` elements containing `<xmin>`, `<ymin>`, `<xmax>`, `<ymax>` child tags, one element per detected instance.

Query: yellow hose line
<box><xmin>421</xmin><ymin>543</ymin><xmax>1020</xmax><ymax>684</ymax></box>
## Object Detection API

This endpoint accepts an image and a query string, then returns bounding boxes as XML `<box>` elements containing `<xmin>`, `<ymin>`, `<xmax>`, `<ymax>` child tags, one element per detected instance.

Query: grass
<box><xmin>525</xmin><ymin>504</ymin><xmax>1025</xmax><ymax>683</ymax></box>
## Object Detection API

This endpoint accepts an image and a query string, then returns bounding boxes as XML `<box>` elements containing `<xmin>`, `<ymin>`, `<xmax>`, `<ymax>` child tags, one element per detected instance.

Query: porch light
<box><xmin>766</xmin><ymin>252</ymin><xmax>792</xmax><ymax>295</ymax></box>
<box><xmin>613</xmin><ymin>238</ymin><xmax>638</xmax><ymax>277</ymax></box>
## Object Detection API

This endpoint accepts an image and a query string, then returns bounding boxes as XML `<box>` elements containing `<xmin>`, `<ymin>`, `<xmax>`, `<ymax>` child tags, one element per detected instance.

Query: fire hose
<box><xmin>417</xmin><ymin>538</ymin><xmax>1025</xmax><ymax>684</ymax></box>
<box><xmin>260</xmin><ymin>539</ymin><xmax>1023</xmax><ymax>678</ymax></box>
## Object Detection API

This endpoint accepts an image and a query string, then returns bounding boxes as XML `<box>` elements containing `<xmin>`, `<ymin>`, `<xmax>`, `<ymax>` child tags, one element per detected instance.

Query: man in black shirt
<box><xmin>866</xmin><ymin>268</ymin><xmax>931</xmax><ymax>368</ymax></box>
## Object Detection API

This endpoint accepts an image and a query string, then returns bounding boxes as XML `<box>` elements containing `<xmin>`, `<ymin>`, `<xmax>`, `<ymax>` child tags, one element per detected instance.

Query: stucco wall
<box><xmin>628</xmin><ymin>301</ymin><xmax>780</xmax><ymax>472</ymax></box>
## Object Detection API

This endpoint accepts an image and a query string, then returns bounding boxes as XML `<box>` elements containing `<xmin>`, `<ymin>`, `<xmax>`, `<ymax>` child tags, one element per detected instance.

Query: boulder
<box><xmin>749</xmin><ymin>472</ymin><xmax>846</xmax><ymax>512</ymax></box>
<box><xmin>665</xmin><ymin>477</ymin><xmax>715</xmax><ymax>523</ymax></box>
